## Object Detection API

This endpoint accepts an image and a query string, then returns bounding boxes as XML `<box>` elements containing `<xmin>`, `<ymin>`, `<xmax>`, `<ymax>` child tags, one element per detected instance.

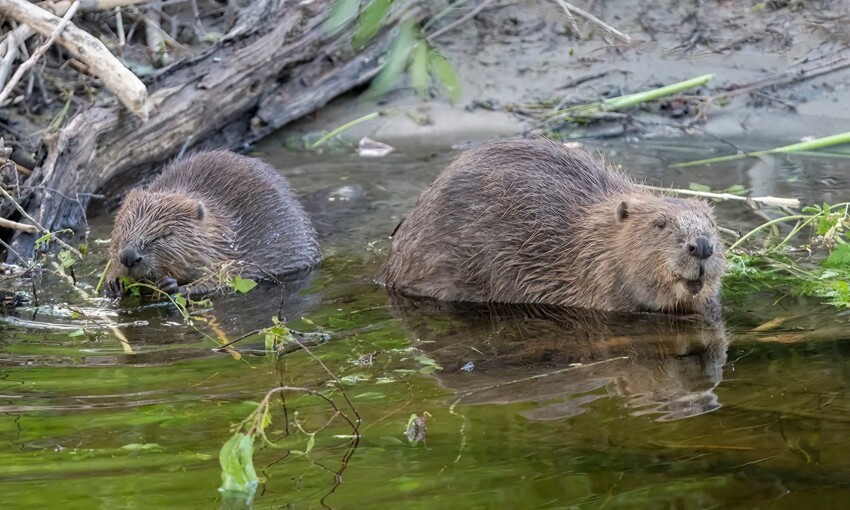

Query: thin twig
<box><xmin>142</xmin><ymin>1</ymin><xmax>170</xmax><ymax>66</ymax></box>
<box><xmin>641</xmin><ymin>185</ymin><xmax>801</xmax><ymax>209</ymax></box>
<box><xmin>115</xmin><ymin>6</ymin><xmax>126</xmax><ymax>50</ymax></box>
<box><xmin>553</xmin><ymin>0</ymin><xmax>580</xmax><ymax>36</ymax></box>
<box><xmin>0</xmin><ymin>1</ymin><xmax>81</xmax><ymax>106</ymax></box>
<box><xmin>48</xmin><ymin>259</ymin><xmax>134</xmax><ymax>354</ymax></box>
<box><xmin>0</xmin><ymin>216</ymin><xmax>38</xmax><ymax>233</ymax></box>
<box><xmin>0</xmin><ymin>0</ymin><xmax>149</xmax><ymax>119</ymax></box>
<box><xmin>426</xmin><ymin>0</ymin><xmax>494</xmax><ymax>42</ymax></box>
<box><xmin>0</xmin><ymin>184</ymin><xmax>83</xmax><ymax>258</ymax></box>
<box><xmin>552</xmin><ymin>0</ymin><xmax>631</xmax><ymax>44</ymax></box>
<box><xmin>0</xmin><ymin>31</ymin><xmax>20</xmax><ymax>90</ymax></box>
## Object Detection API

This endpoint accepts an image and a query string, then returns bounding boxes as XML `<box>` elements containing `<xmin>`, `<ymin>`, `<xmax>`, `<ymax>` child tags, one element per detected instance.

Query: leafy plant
<box><xmin>328</xmin><ymin>0</ymin><xmax>461</xmax><ymax>102</ymax></box>
<box><xmin>726</xmin><ymin>202</ymin><xmax>850</xmax><ymax>308</ymax></box>
<box><xmin>263</xmin><ymin>316</ymin><xmax>295</xmax><ymax>351</ymax></box>
<box><xmin>218</xmin><ymin>385</ymin><xmax>360</xmax><ymax>502</ymax></box>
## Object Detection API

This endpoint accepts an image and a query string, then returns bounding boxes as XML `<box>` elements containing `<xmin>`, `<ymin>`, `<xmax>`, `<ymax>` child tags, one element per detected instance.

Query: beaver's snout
<box><xmin>687</xmin><ymin>236</ymin><xmax>714</xmax><ymax>260</ymax></box>
<box><xmin>685</xmin><ymin>279</ymin><xmax>704</xmax><ymax>296</ymax></box>
<box><xmin>119</xmin><ymin>246</ymin><xmax>143</xmax><ymax>268</ymax></box>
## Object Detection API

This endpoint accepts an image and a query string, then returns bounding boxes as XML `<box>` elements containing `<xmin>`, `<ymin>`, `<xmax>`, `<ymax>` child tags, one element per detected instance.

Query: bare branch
<box><xmin>427</xmin><ymin>0</ymin><xmax>494</xmax><ymax>43</ymax></box>
<box><xmin>552</xmin><ymin>0</ymin><xmax>631</xmax><ymax>44</ymax></box>
<box><xmin>0</xmin><ymin>0</ymin><xmax>149</xmax><ymax>120</ymax></box>
<box><xmin>0</xmin><ymin>216</ymin><xmax>39</xmax><ymax>233</ymax></box>
<box><xmin>0</xmin><ymin>184</ymin><xmax>83</xmax><ymax>257</ymax></box>
<box><xmin>641</xmin><ymin>185</ymin><xmax>801</xmax><ymax>209</ymax></box>
<box><xmin>0</xmin><ymin>1</ymin><xmax>81</xmax><ymax>106</ymax></box>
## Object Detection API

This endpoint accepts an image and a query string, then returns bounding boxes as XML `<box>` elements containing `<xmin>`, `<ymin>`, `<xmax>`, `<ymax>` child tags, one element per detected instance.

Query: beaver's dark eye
<box><xmin>159</xmin><ymin>227</ymin><xmax>174</xmax><ymax>239</ymax></box>
<box><xmin>655</xmin><ymin>219</ymin><xmax>666</xmax><ymax>229</ymax></box>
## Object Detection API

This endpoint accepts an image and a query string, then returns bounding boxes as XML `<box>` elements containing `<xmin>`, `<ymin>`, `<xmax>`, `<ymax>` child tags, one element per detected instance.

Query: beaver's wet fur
<box><xmin>377</xmin><ymin>138</ymin><xmax>726</xmax><ymax>315</ymax></box>
<box><xmin>105</xmin><ymin>150</ymin><xmax>320</xmax><ymax>298</ymax></box>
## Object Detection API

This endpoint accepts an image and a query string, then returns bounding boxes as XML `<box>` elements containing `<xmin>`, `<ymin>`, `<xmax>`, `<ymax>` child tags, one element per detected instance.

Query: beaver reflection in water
<box><xmin>388</xmin><ymin>297</ymin><xmax>728</xmax><ymax>421</ymax></box>
<box><xmin>105</xmin><ymin>150</ymin><xmax>320</xmax><ymax>298</ymax></box>
<box><xmin>378</xmin><ymin>138</ymin><xmax>726</xmax><ymax>315</ymax></box>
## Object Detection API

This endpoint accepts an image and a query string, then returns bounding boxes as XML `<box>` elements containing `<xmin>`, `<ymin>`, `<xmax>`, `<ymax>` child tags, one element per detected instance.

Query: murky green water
<box><xmin>2</xmin><ymin>137</ymin><xmax>850</xmax><ymax>509</ymax></box>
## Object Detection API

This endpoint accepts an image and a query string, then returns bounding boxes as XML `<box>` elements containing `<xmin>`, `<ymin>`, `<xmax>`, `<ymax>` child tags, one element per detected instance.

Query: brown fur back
<box><xmin>107</xmin><ymin>150</ymin><xmax>320</xmax><ymax>292</ymax></box>
<box><xmin>377</xmin><ymin>138</ymin><xmax>725</xmax><ymax>314</ymax></box>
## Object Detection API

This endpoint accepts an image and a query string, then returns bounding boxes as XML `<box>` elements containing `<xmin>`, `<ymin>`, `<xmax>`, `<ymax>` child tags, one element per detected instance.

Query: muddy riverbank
<box><xmin>283</xmin><ymin>0</ymin><xmax>850</xmax><ymax>148</ymax></box>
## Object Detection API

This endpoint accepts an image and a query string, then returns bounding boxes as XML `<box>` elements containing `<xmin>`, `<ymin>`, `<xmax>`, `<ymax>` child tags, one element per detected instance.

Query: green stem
<box><xmin>94</xmin><ymin>259</ymin><xmax>111</xmax><ymax>294</ymax></box>
<box><xmin>310</xmin><ymin>111</ymin><xmax>380</xmax><ymax>149</ymax></box>
<box><xmin>602</xmin><ymin>74</ymin><xmax>713</xmax><ymax>111</ymax></box>
<box><xmin>674</xmin><ymin>131</ymin><xmax>850</xmax><ymax>168</ymax></box>
<box><xmin>729</xmin><ymin>214</ymin><xmax>806</xmax><ymax>251</ymax></box>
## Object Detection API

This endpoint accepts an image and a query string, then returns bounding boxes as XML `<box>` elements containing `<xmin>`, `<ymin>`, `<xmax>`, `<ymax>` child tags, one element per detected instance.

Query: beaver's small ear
<box><xmin>616</xmin><ymin>201</ymin><xmax>629</xmax><ymax>222</ymax></box>
<box><xmin>194</xmin><ymin>201</ymin><xmax>205</xmax><ymax>222</ymax></box>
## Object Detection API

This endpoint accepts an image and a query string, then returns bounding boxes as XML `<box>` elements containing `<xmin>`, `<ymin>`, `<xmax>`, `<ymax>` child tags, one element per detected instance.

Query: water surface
<box><xmin>2</xmin><ymin>136</ymin><xmax>849</xmax><ymax>508</ymax></box>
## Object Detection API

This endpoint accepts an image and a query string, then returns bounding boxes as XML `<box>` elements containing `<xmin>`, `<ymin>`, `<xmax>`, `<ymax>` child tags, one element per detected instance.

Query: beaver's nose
<box><xmin>119</xmin><ymin>247</ymin><xmax>143</xmax><ymax>268</ymax></box>
<box><xmin>687</xmin><ymin>236</ymin><xmax>713</xmax><ymax>260</ymax></box>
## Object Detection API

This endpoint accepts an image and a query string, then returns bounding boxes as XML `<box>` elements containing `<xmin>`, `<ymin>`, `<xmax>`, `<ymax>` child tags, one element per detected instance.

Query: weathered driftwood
<box><xmin>0</xmin><ymin>0</ymin><xmax>149</xmax><ymax>118</ymax></box>
<box><xmin>6</xmin><ymin>1</ymin><xmax>418</xmax><ymax>260</ymax></box>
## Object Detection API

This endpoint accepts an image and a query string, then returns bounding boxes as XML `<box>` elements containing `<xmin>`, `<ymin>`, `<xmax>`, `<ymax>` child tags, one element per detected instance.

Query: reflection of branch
<box><xmin>253</xmin><ymin>383</ymin><xmax>360</xmax><ymax>507</ymax></box>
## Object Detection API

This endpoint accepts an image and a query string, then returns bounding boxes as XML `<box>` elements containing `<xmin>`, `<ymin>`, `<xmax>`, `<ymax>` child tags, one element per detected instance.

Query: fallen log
<box><xmin>5</xmin><ymin>0</ymin><xmax>420</xmax><ymax>261</ymax></box>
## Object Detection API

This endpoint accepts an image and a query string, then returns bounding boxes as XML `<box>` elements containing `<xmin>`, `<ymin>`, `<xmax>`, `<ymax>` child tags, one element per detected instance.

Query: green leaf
<box><xmin>305</xmin><ymin>435</ymin><xmax>316</xmax><ymax>454</ymax></box>
<box><xmin>57</xmin><ymin>249</ymin><xmax>76</xmax><ymax>272</ymax></box>
<box><xmin>34</xmin><ymin>233</ymin><xmax>52</xmax><ymax>249</ymax></box>
<box><xmin>260</xmin><ymin>408</ymin><xmax>272</xmax><ymax>430</ymax></box>
<box><xmin>354</xmin><ymin>391</ymin><xmax>386</xmax><ymax>400</ymax></box>
<box><xmin>368</xmin><ymin>18</ymin><xmax>417</xmax><ymax>98</ymax></box>
<box><xmin>324</xmin><ymin>0</ymin><xmax>359</xmax><ymax>35</ymax></box>
<box><xmin>719</xmin><ymin>184</ymin><xmax>747</xmax><ymax>195</ymax></box>
<box><xmin>173</xmin><ymin>294</ymin><xmax>188</xmax><ymax>309</ymax></box>
<box><xmin>688</xmin><ymin>182</ymin><xmax>711</xmax><ymax>193</ymax></box>
<box><xmin>410</xmin><ymin>42</ymin><xmax>429</xmax><ymax>98</ymax></box>
<box><xmin>230</xmin><ymin>276</ymin><xmax>258</xmax><ymax>294</ymax></box>
<box><xmin>428</xmin><ymin>51</ymin><xmax>461</xmax><ymax>102</ymax></box>
<box><xmin>219</xmin><ymin>433</ymin><xmax>259</xmax><ymax>494</ymax></box>
<box><xmin>121</xmin><ymin>443</ymin><xmax>164</xmax><ymax>452</ymax></box>
<box><xmin>825</xmin><ymin>244</ymin><xmax>850</xmax><ymax>269</ymax></box>
<box><xmin>68</xmin><ymin>329</ymin><xmax>85</xmax><ymax>338</ymax></box>
<box><xmin>353</xmin><ymin>0</ymin><xmax>392</xmax><ymax>48</ymax></box>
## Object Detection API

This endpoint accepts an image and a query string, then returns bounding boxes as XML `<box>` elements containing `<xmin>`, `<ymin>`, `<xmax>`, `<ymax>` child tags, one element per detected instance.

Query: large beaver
<box><xmin>377</xmin><ymin>138</ymin><xmax>726</xmax><ymax>315</ymax></box>
<box><xmin>105</xmin><ymin>150</ymin><xmax>320</xmax><ymax>298</ymax></box>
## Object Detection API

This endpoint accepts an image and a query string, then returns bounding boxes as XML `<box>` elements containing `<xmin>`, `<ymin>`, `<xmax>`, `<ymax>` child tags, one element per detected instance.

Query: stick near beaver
<box><xmin>104</xmin><ymin>150</ymin><xmax>320</xmax><ymax>298</ymax></box>
<box><xmin>377</xmin><ymin>138</ymin><xmax>726</xmax><ymax>316</ymax></box>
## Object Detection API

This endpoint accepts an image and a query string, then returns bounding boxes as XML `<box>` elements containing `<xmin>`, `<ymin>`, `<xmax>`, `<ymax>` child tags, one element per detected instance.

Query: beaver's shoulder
<box><xmin>440</xmin><ymin>138</ymin><xmax>635</xmax><ymax>201</ymax></box>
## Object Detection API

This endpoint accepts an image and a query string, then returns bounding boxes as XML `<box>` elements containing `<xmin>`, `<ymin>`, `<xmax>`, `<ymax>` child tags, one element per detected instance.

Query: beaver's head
<box><xmin>107</xmin><ymin>190</ymin><xmax>234</xmax><ymax>286</ymax></box>
<box><xmin>612</xmin><ymin>196</ymin><xmax>725</xmax><ymax>313</ymax></box>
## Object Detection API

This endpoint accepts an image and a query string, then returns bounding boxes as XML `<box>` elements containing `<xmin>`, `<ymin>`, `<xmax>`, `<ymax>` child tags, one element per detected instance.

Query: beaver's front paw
<box><xmin>156</xmin><ymin>276</ymin><xmax>185</xmax><ymax>296</ymax></box>
<box><xmin>105</xmin><ymin>278</ymin><xmax>123</xmax><ymax>298</ymax></box>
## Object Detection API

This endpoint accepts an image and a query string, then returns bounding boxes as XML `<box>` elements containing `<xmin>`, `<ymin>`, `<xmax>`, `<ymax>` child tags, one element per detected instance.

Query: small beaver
<box><xmin>105</xmin><ymin>150</ymin><xmax>320</xmax><ymax>298</ymax></box>
<box><xmin>377</xmin><ymin>138</ymin><xmax>726</xmax><ymax>315</ymax></box>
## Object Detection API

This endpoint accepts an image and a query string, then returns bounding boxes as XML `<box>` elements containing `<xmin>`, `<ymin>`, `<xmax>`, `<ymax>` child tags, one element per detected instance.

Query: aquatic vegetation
<box><xmin>725</xmin><ymin>202</ymin><xmax>850</xmax><ymax>308</ymax></box>
<box><xmin>327</xmin><ymin>0</ymin><xmax>461</xmax><ymax>101</ymax></box>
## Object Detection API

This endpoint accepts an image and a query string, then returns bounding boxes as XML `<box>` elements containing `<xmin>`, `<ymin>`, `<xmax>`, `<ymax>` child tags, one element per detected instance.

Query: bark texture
<box><xmin>6</xmin><ymin>0</ymin><xmax>416</xmax><ymax>260</ymax></box>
